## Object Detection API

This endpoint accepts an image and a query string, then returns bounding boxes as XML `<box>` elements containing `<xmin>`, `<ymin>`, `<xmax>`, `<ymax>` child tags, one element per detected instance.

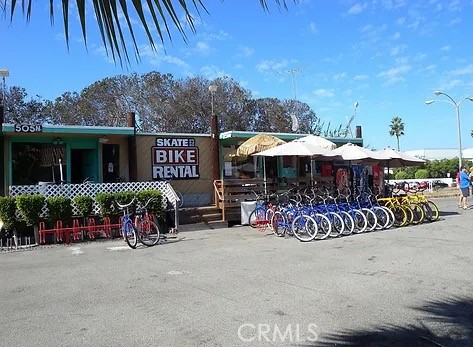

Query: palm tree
<box><xmin>2</xmin><ymin>1</ymin><xmax>295</xmax><ymax>65</ymax></box>
<box><xmin>389</xmin><ymin>117</ymin><xmax>405</xmax><ymax>151</ymax></box>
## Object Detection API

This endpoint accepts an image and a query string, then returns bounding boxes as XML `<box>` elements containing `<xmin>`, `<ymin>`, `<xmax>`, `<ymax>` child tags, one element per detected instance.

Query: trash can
<box><xmin>241</xmin><ymin>201</ymin><xmax>256</xmax><ymax>225</ymax></box>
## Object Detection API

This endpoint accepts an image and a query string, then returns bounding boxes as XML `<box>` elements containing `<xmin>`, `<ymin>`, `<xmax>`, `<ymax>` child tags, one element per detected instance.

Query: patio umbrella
<box><xmin>293</xmin><ymin>134</ymin><xmax>337</xmax><ymax>150</ymax></box>
<box><xmin>254</xmin><ymin>141</ymin><xmax>335</xmax><ymax>157</ymax></box>
<box><xmin>332</xmin><ymin>143</ymin><xmax>386</xmax><ymax>161</ymax></box>
<box><xmin>376</xmin><ymin>147</ymin><xmax>425</xmax><ymax>168</ymax></box>
<box><xmin>376</xmin><ymin>147</ymin><xmax>426</xmax><ymax>185</ymax></box>
<box><xmin>254</xmin><ymin>141</ymin><xmax>339</xmax><ymax>190</ymax></box>
<box><xmin>236</xmin><ymin>133</ymin><xmax>286</xmax><ymax>157</ymax></box>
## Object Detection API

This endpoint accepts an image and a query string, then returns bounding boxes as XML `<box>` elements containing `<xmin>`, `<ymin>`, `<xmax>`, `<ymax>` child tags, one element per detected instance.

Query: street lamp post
<box><xmin>0</xmin><ymin>69</ymin><xmax>9</xmax><ymax>196</ymax></box>
<box><xmin>425</xmin><ymin>91</ymin><xmax>473</xmax><ymax>170</ymax></box>
<box><xmin>208</xmin><ymin>84</ymin><xmax>219</xmax><ymax>192</ymax></box>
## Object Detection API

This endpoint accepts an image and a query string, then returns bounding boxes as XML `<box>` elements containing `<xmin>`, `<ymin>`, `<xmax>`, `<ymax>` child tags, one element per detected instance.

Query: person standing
<box><xmin>459</xmin><ymin>166</ymin><xmax>471</xmax><ymax>210</ymax></box>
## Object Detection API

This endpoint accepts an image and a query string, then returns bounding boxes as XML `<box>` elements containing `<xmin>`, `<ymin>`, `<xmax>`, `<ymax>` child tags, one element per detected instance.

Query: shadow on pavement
<box><xmin>439</xmin><ymin>211</ymin><xmax>460</xmax><ymax>216</ymax></box>
<box><xmin>307</xmin><ymin>296</ymin><xmax>473</xmax><ymax>347</ymax></box>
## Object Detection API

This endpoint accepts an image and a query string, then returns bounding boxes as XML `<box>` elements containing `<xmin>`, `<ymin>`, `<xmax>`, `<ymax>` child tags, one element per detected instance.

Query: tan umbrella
<box><xmin>236</xmin><ymin>134</ymin><xmax>285</xmax><ymax>194</ymax></box>
<box><xmin>236</xmin><ymin>133</ymin><xmax>286</xmax><ymax>157</ymax></box>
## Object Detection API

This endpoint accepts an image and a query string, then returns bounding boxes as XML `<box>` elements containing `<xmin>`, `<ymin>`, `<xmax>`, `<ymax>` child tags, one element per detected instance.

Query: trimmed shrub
<box><xmin>46</xmin><ymin>197</ymin><xmax>73</xmax><ymax>223</ymax></box>
<box><xmin>0</xmin><ymin>196</ymin><xmax>17</xmax><ymax>231</ymax></box>
<box><xmin>95</xmin><ymin>193</ymin><xmax>116</xmax><ymax>217</ymax></box>
<box><xmin>73</xmin><ymin>196</ymin><xmax>93</xmax><ymax>217</ymax></box>
<box><xmin>137</xmin><ymin>189</ymin><xmax>164</xmax><ymax>219</ymax></box>
<box><xmin>394</xmin><ymin>171</ymin><xmax>408</xmax><ymax>180</ymax></box>
<box><xmin>414</xmin><ymin>169</ymin><xmax>429</xmax><ymax>179</ymax></box>
<box><xmin>16</xmin><ymin>194</ymin><xmax>45</xmax><ymax>226</ymax></box>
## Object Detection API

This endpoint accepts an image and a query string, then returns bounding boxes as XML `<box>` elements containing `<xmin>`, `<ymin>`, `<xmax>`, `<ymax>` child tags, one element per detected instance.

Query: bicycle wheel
<box><xmin>409</xmin><ymin>203</ymin><xmax>425</xmax><ymax>225</ymax></box>
<box><xmin>373</xmin><ymin>206</ymin><xmax>390</xmax><ymax>230</ymax></box>
<box><xmin>391</xmin><ymin>206</ymin><xmax>407</xmax><ymax>227</ymax></box>
<box><xmin>271</xmin><ymin>211</ymin><xmax>287</xmax><ymax>237</ymax></box>
<box><xmin>249</xmin><ymin>208</ymin><xmax>268</xmax><ymax>234</ymax></box>
<box><xmin>381</xmin><ymin>206</ymin><xmax>396</xmax><ymax>229</ymax></box>
<box><xmin>426</xmin><ymin>200</ymin><xmax>440</xmax><ymax>221</ymax></box>
<box><xmin>340</xmin><ymin>211</ymin><xmax>355</xmax><ymax>235</ymax></box>
<box><xmin>124</xmin><ymin>222</ymin><xmax>138</xmax><ymax>249</ymax></box>
<box><xmin>291</xmin><ymin>214</ymin><xmax>318</xmax><ymax>242</ymax></box>
<box><xmin>266</xmin><ymin>208</ymin><xmax>276</xmax><ymax>231</ymax></box>
<box><xmin>401</xmin><ymin>205</ymin><xmax>414</xmax><ymax>226</ymax></box>
<box><xmin>352</xmin><ymin>209</ymin><xmax>368</xmax><ymax>234</ymax></box>
<box><xmin>360</xmin><ymin>208</ymin><xmax>376</xmax><ymax>232</ymax></box>
<box><xmin>137</xmin><ymin>218</ymin><xmax>161</xmax><ymax>246</ymax></box>
<box><xmin>313</xmin><ymin>213</ymin><xmax>332</xmax><ymax>240</ymax></box>
<box><xmin>328</xmin><ymin>212</ymin><xmax>344</xmax><ymax>237</ymax></box>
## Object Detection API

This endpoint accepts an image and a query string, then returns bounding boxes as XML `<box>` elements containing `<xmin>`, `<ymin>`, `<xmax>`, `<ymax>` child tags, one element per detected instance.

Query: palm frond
<box><xmin>3</xmin><ymin>0</ymin><xmax>297</xmax><ymax>65</ymax></box>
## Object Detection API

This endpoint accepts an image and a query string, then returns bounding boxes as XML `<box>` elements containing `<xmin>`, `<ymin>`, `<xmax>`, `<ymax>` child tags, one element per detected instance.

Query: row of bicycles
<box><xmin>248</xmin><ymin>186</ymin><xmax>439</xmax><ymax>242</ymax></box>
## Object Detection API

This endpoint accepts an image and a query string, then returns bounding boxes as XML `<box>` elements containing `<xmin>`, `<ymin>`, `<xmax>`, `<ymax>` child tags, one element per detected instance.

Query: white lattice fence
<box><xmin>9</xmin><ymin>181</ymin><xmax>179</xmax><ymax>219</ymax></box>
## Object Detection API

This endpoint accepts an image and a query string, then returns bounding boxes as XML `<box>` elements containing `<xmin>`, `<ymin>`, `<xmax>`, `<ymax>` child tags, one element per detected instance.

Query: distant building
<box><xmin>405</xmin><ymin>148</ymin><xmax>473</xmax><ymax>161</ymax></box>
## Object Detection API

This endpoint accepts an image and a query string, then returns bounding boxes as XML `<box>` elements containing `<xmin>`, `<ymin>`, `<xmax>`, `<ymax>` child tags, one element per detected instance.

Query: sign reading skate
<box><xmin>152</xmin><ymin>138</ymin><xmax>199</xmax><ymax>179</ymax></box>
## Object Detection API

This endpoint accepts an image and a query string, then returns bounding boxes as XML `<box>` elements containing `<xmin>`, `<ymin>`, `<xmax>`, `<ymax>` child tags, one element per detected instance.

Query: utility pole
<box><xmin>0</xmin><ymin>69</ymin><xmax>9</xmax><ymax>196</ymax></box>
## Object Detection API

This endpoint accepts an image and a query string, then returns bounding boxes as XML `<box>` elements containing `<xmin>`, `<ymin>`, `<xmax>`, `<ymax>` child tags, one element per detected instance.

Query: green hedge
<box><xmin>16</xmin><ymin>194</ymin><xmax>45</xmax><ymax>226</ymax></box>
<box><xmin>73</xmin><ymin>196</ymin><xmax>93</xmax><ymax>217</ymax></box>
<box><xmin>0</xmin><ymin>197</ymin><xmax>17</xmax><ymax>231</ymax></box>
<box><xmin>137</xmin><ymin>190</ymin><xmax>164</xmax><ymax>219</ymax></box>
<box><xmin>95</xmin><ymin>193</ymin><xmax>116</xmax><ymax>217</ymax></box>
<box><xmin>46</xmin><ymin>197</ymin><xmax>72</xmax><ymax>222</ymax></box>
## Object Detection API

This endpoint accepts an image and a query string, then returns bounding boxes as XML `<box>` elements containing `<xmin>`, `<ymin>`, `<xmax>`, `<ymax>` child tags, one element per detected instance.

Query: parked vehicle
<box><xmin>431</xmin><ymin>180</ymin><xmax>449</xmax><ymax>188</ymax></box>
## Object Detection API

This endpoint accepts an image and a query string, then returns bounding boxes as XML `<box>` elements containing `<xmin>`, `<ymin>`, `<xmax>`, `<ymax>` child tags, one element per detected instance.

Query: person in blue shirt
<box><xmin>459</xmin><ymin>166</ymin><xmax>471</xmax><ymax>209</ymax></box>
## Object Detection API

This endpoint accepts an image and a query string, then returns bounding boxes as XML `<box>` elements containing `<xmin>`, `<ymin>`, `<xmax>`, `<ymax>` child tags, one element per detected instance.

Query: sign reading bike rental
<box><xmin>151</xmin><ymin>138</ymin><xmax>199</xmax><ymax>179</ymax></box>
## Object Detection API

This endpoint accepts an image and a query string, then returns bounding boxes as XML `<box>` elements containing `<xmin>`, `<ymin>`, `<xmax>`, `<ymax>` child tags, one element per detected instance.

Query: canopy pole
<box><xmin>310</xmin><ymin>157</ymin><xmax>314</xmax><ymax>188</ymax></box>
<box><xmin>263</xmin><ymin>157</ymin><xmax>267</xmax><ymax>196</ymax></box>
<box><xmin>59</xmin><ymin>159</ymin><xmax>64</xmax><ymax>184</ymax></box>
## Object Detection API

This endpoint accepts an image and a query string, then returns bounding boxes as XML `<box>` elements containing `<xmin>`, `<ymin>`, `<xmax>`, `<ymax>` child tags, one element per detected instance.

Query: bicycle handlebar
<box><xmin>116</xmin><ymin>197</ymin><xmax>136</xmax><ymax>209</ymax></box>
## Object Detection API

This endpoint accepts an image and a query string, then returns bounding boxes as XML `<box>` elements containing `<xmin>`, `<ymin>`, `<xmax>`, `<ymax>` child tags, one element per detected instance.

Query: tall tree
<box><xmin>2</xmin><ymin>86</ymin><xmax>45</xmax><ymax>124</ymax></box>
<box><xmin>389</xmin><ymin>117</ymin><xmax>405</xmax><ymax>151</ymax></box>
<box><xmin>2</xmin><ymin>1</ymin><xmax>296</xmax><ymax>65</ymax></box>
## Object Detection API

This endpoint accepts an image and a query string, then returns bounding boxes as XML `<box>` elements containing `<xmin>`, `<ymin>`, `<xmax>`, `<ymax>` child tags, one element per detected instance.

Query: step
<box><xmin>180</xmin><ymin>212</ymin><xmax>223</xmax><ymax>225</ymax></box>
<box><xmin>178</xmin><ymin>220</ymin><xmax>229</xmax><ymax>232</ymax></box>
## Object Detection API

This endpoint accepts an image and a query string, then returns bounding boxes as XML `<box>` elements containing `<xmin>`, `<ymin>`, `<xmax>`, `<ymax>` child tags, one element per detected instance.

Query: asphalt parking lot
<box><xmin>1</xmin><ymin>197</ymin><xmax>472</xmax><ymax>347</ymax></box>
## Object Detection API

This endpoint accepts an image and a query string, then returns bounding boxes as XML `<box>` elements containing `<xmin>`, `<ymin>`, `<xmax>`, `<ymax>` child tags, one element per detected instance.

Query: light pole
<box><xmin>0</xmin><ymin>69</ymin><xmax>9</xmax><ymax>196</ymax></box>
<box><xmin>208</xmin><ymin>84</ymin><xmax>219</xmax><ymax>191</ymax></box>
<box><xmin>209</xmin><ymin>84</ymin><xmax>217</xmax><ymax>136</ymax></box>
<box><xmin>425</xmin><ymin>90</ymin><xmax>473</xmax><ymax>170</ymax></box>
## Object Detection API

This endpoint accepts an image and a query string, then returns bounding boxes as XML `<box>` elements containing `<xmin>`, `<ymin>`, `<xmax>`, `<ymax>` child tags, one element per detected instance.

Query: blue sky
<box><xmin>2</xmin><ymin>0</ymin><xmax>473</xmax><ymax>151</ymax></box>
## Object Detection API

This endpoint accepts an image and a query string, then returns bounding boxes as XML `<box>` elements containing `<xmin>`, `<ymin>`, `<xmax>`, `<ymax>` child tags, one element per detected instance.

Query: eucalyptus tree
<box><xmin>42</xmin><ymin>74</ymin><xmax>137</xmax><ymax>126</ymax></box>
<box><xmin>2</xmin><ymin>86</ymin><xmax>45</xmax><ymax>124</ymax></box>
<box><xmin>209</xmin><ymin>76</ymin><xmax>254</xmax><ymax>133</ymax></box>
<box><xmin>282</xmin><ymin>99</ymin><xmax>319</xmax><ymax>134</ymax></box>
<box><xmin>132</xmin><ymin>72</ymin><xmax>177</xmax><ymax>132</ymax></box>
<box><xmin>251</xmin><ymin>98</ymin><xmax>288</xmax><ymax>132</ymax></box>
